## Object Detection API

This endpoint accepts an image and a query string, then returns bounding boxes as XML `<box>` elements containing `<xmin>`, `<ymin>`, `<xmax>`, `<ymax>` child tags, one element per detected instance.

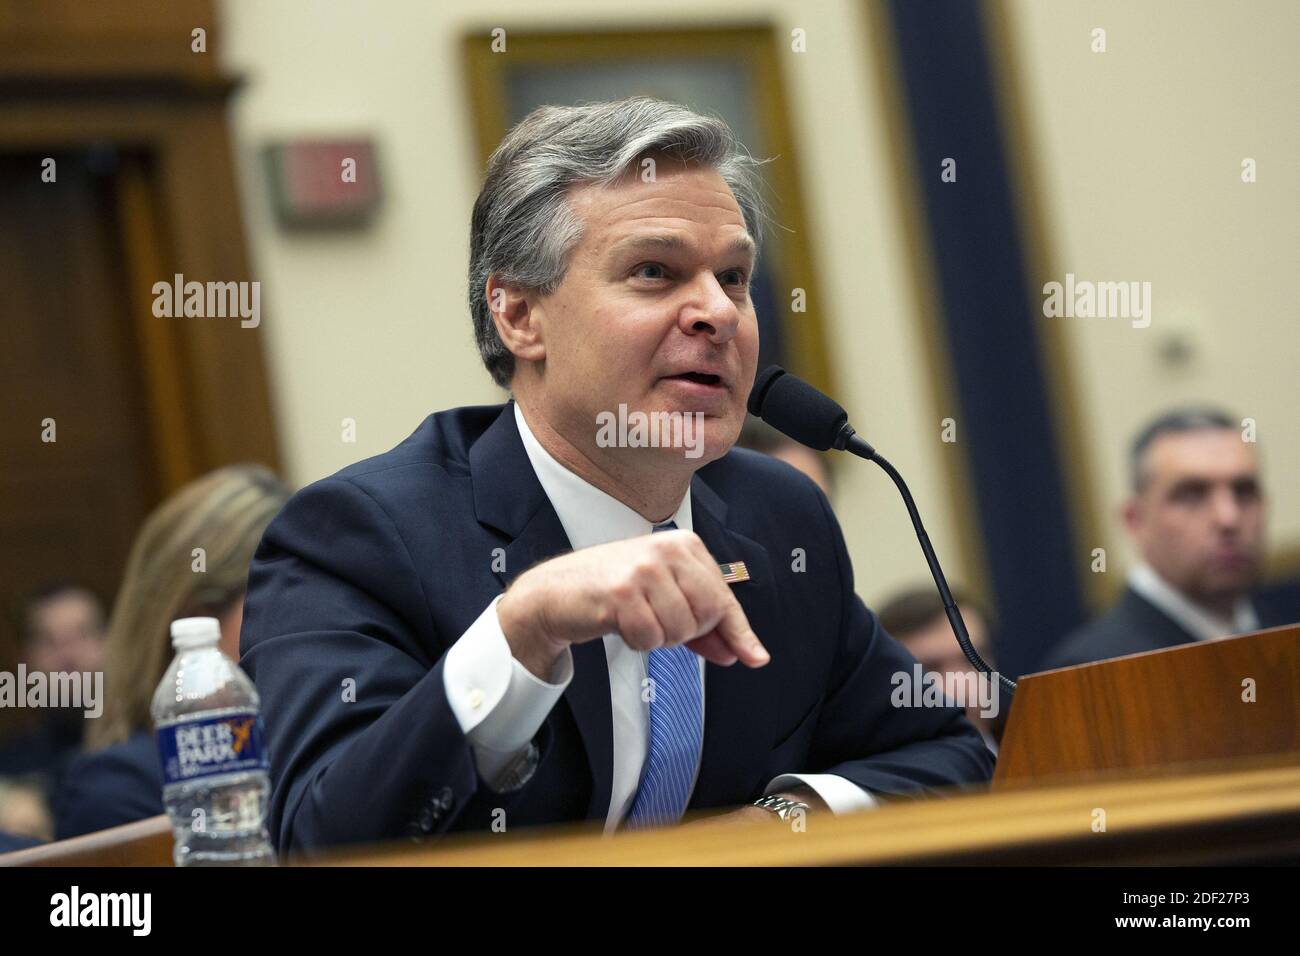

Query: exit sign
<box><xmin>263</xmin><ymin>138</ymin><xmax>381</xmax><ymax>228</ymax></box>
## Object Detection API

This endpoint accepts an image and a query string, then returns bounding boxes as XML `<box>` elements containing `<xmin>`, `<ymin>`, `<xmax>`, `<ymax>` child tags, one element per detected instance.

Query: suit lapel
<box><xmin>469</xmin><ymin>403</ymin><xmax>614</xmax><ymax>820</ymax></box>
<box><xmin>1122</xmin><ymin>587</ymin><xmax>1202</xmax><ymax>650</ymax></box>
<box><xmin>468</xmin><ymin>404</ymin><xmax>784</xmax><ymax>816</ymax></box>
<box><xmin>686</xmin><ymin>473</ymin><xmax>785</xmax><ymax>809</ymax></box>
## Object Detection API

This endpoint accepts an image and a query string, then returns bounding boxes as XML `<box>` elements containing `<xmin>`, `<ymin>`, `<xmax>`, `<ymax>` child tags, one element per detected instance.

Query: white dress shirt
<box><xmin>1127</xmin><ymin>562</ymin><xmax>1259</xmax><ymax>643</ymax></box>
<box><xmin>441</xmin><ymin>402</ymin><xmax>875</xmax><ymax>831</ymax></box>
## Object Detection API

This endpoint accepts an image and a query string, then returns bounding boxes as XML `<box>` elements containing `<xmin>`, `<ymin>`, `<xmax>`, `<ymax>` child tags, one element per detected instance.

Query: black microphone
<box><xmin>748</xmin><ymin>365</ymin><xmax>1015</xmax><ymax>697</ymax></box>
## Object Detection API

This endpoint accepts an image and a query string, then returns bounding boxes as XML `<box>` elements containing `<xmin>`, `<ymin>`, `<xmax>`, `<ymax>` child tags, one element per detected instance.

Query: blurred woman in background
<box><xmin>53</xmin><ymin>464</ymin><xmax>290</xmax><ymax>839</ymax></box>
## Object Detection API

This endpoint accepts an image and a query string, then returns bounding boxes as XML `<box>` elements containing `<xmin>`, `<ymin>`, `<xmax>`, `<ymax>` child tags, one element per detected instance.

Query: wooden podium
<box><xmin>996</xmin><ymin>623</ymin><xmax>1300</xmax><ymax>785</ymax></box>
<box><xmin>5</xmin><ymin>625</ymin><xmax>1297</xmax><ymax>866</ymax></box>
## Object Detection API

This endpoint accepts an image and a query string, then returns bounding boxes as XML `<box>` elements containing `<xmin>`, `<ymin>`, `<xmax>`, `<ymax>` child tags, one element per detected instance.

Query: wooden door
<box><xmin>0</xmin><ymin>150</ymin><xmax>161</xmax><ymax>730</ymax></box>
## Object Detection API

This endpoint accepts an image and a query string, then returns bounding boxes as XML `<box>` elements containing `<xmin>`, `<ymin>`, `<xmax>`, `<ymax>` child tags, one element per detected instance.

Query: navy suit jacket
<box><xmin>53</xmin><ymin>730</ymin><xmax>163</xmax><ymax>839</ymax></box>
<box><xmin>1043</xmin><ymin>584</ymin><xmax>1298</xmax><ymax>671</ymax></box>
<box><xmin>241</xmin><ymin>402</ymin><xmax>994</xmax><ymax>853</ymax></box>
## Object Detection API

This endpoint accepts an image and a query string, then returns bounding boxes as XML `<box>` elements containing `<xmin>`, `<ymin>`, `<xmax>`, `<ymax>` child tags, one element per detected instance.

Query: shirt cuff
<box><xmin>765</xmin><ymin>773</ymin><xmax>878</xmax><ymax>815</ymax></box>
<box><xmin>443</xmin><ymin>594</ymin><xmax>574</xmax><ymax>754</ymax></box>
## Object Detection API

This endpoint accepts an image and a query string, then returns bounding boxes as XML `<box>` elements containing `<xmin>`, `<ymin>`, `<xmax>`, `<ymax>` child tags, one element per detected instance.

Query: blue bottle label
<box><xmin>156</xmin><ymin>711</ymin><xmax>268</xmax><ymax>786</ymax></box>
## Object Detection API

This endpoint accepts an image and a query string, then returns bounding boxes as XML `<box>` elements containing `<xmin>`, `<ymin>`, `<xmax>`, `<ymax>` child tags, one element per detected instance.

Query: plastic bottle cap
<box><xmin>170</xmin><ymin>616</ymin><xmax>222</xmax><ymax>650</ymax></box>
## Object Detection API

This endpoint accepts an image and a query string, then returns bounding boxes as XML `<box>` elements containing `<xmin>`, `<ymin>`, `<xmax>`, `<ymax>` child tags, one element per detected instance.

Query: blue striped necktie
<box><xmin>624</xmin><ymin>520</ymin><xmax>704</xmax><ymax>829</ymax></box>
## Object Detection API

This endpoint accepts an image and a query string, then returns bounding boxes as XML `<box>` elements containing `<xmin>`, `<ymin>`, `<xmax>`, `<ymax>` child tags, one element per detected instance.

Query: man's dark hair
<box><xmin>468</xmin><ymin>97</ymin><xmax>769</xmax><ymax>388</ymax></box>
<box><xmin>14</xmin><ymin>580</ymin><xmax>104</xmax><ymax>645</ymax></box>
<box><xmin>1129</xmin><ymin>407</ymin><xmax>1240</xmax><ymax>493</ymax></box>
<box><xmin>737</xmin><ymin>416</ymin><xmax>798</xmax><ymax>455</ymax></box>
<box><xmin>876</xmin><ymin>586</ymin><xmax>991</xmax><ymax>642</ymax></box>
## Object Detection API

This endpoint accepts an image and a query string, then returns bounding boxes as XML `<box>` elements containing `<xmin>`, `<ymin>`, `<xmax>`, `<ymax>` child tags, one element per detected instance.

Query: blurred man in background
<box><xmin>878</xmin><ymin>587</ymin><xmax>1002</xmax><ymax>752</ymax></box>
<box><xmin>737</xmin><ymin>415</ymin><xmax>833</xmax><ymax>500</ymax></box>
<box><xmin>1045</xmin><ymin>408</ymin><xmax>1294</xmax><ymax>669</ymax></box>
<box><xmin>0</xmin><ymin>583</ymin><xmax>107</xmax><ymax>785</ymax></box>
<box><xmin>0</xmin><ymin>582</ymin><xmax>107</xmax><ymax>845</ymax></box>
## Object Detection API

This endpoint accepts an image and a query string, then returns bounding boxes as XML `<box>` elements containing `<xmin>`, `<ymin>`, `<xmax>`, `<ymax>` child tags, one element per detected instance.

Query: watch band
<box><xmin>752</xmin><ymin>793</ymin><xmax>811</xmax><ymax>821</ymax></box>
<box><xmin>491</xmin><ymin>740</ymin><xmax>540</xmax><ymax>793</ymax></box>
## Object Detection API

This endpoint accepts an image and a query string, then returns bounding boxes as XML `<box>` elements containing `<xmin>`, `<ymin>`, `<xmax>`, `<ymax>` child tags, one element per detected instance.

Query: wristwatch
<box><xmin>752</xmin><ymin>794</ymin><xmax>811</xmax><ymax>821</ymax></box>
<box><xmin>491</xmin><ymin>741</ymin><xmax>540</xmax><ymax>793</ymax></box>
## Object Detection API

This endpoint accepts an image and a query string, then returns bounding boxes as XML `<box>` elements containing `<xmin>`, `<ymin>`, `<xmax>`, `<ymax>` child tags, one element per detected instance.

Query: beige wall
<box><xmin>1000</xmin><ymin>0</ymin><xmax>1300</xmax><ymax>582</ymax></box>
<box><xmin>218</xmin><ymin>0</ymin><xmax>971</xmax><ymax>608</ymax></box>
<box><xmin>223</xmin><ymin>1</ymin><xmax>1298</xmax><ymax>612</ymax></box>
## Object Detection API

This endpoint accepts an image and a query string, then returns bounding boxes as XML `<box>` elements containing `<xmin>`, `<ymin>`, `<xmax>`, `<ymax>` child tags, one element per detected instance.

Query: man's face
<box><xmin>898</xmin><ymin>610</ymin><xmax>992</xmax><ymax>724</ymax></box>
<box><xmin>900</xmin><ymin>610</ymin><xmax>990</xmax><ymax>682</ymax></box>
<box><xmin>1125</xmin><ymin>429</ymin><xmax>1265</xmax><ymax>604</ymax></box>
<box><xmin>771</xmin><ymin>444</ymin><xmax>833</xmax><ymax>500</ymax></box>
<box><xmin>526</xmin><ymin>159</ymin><xmax>759</xmax><ymax>467</ymax></box>
<box><xmin>24</xmin><ymin>589</ymin><xmax>106</xmax><ymax>675</ymax></box>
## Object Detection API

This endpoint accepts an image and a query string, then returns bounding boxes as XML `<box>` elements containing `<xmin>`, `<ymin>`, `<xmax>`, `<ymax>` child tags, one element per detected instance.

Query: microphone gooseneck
<box><xmin>748</xmin><ymin>365</ymin><xmax>1016</xmax><ymax>698</ymax></box>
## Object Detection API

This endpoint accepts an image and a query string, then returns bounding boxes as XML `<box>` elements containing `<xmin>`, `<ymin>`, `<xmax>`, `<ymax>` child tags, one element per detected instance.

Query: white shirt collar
<box><xmin>512</xmin><ymin>402</ymin><xmax>692</xmax><ymax>551</ymax></box>
<box><xmin>1127</xmin><ymin>562</ymin><xmax>1259</xmax><ymax>642</ymax></box>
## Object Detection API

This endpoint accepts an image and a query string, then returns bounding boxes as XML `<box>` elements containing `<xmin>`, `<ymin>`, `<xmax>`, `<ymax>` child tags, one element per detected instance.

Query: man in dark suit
<box><xmin>52</xmin><ymin>731</ymin><xmax>161</xmax><ymax>840</ymax></box>
<box><xmin>0</xmin><ymin>582</ymin><xmax>106</xmax><ymax>804</ymax></box>
<box><xmin>240</xmin><ymin>97</ymin><xmax>992</xmax><ymax>854</ymax></box>
<box><xmin>1045</xmin><ymin>408</ymin><xmax>1292</xmax><ymax>669</ymax></box>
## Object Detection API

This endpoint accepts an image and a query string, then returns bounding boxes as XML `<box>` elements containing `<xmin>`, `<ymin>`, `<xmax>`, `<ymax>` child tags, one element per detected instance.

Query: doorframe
<box><xmin>0</xmin><ymin>76</ymin><xmax>281</xmax><ymax>495</ymax></box>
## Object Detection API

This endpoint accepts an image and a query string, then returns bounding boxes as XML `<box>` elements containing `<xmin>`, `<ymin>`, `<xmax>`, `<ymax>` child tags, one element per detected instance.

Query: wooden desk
<box><xmin>0</xmin><ymin>814</ymin><xmax>173</xmax><ymax>867</ymax></box>
<box><xmin>5</xmin><ymin>755</ymin><xmax>1295</xmax><ymax>867</ymax></box>
<box><xmin>314</xmin><ymin>754</ymin><xmax>1300</xmax><ymax>866</ymax></box>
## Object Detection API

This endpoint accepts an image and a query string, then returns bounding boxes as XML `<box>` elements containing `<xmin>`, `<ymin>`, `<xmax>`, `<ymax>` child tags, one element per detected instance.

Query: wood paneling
<box><xmin>0</xmin><ymin>0</ymin><xmax>218</xmax><ymax>81</ymax></box>
<box><xmin>0</xmin><ymin>0</ymin><xmax>279</xmax><ymax>719</ymax></box>
<box><xmin>997</xmin><ymin>625</ymin><xmax>1300</xmax><ymax>783</ymax></box>
<box><xmin>0</xmin><ymin>150</ymin><xmax>157</xmax><ymax>718</ymax></box>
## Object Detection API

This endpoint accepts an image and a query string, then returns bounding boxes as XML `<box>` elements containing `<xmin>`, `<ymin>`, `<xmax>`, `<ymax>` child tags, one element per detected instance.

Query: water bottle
<box><xmin>151</xmin><ymin>617</ymin><xmax>275</xmax><ymax>866</ymax></box>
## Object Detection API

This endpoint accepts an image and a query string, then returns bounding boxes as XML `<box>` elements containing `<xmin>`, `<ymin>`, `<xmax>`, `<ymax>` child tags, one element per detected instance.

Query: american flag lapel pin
<box><xmin>718</xmin><ymin>561</ymin><xmax>750</xmax><ymax>584</ymax></box>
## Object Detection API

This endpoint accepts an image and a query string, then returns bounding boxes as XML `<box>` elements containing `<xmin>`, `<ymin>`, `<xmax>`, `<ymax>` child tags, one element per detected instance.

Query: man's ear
<box><xmin>485</xmin><ymin>276</ymin><xmax>546</xmax><ymax>365</ymax></box>
<box><xmin>1121</xmin><ymin>496</ymin><xmax>1143</xmax><ymax>536</ymax></box>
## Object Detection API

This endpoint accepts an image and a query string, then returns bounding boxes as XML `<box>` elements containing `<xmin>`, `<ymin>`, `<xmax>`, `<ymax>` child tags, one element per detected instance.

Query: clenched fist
<box><xmin>497</xmin><ymin>529</ymin><xmax>770</xmax><ymax>679</ymax></box>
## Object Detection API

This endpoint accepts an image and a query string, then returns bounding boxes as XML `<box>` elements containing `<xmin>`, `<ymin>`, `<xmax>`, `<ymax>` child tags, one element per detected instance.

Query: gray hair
<box><xmin>467</xmin><ymin>96</ymin><xmax>770</xmax><ymax>388</ymax></box>
<box><xmin>1129</xmin><ymin>406</ymin><xmax>1239</xmax><ymax>492</ymax></box>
